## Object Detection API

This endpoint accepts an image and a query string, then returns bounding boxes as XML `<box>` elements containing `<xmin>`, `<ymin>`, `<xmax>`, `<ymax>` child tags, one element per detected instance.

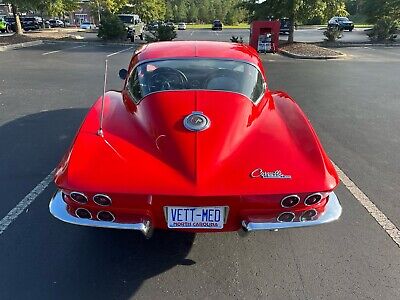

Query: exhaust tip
<box><xmin>75</xmin><ymin>208</ymin><xmax>92</xmax><ymax>219</ymax></box>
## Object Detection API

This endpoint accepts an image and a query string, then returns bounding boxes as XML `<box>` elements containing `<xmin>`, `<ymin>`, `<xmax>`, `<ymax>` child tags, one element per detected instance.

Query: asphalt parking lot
<box><xmin>1</xmin><ymin>33</ymin><xmax>400</xmax><ymax>299</ymax></box>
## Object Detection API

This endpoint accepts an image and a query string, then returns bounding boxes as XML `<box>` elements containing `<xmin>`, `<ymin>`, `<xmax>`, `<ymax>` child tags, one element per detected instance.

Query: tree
<box><xmin>363</xmin><ymin>0</ymin><xmax>400</xmax><ymax>23</ymax></box>
<box><xmin>127</xmin><ymin>0</ymin><xmax>166</xmax><ymax>23</ymax></box>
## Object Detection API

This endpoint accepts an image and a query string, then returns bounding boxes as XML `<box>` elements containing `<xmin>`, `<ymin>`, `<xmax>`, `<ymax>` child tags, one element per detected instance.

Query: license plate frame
<box><xmin>165</xmin><ymin>206</ymin><xmax>227</xmax><ymax>229</ymax></box>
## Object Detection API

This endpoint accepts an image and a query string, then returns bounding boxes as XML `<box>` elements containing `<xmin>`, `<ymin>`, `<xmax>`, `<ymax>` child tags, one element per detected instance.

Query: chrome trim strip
<box><xmin>49</xmin><ymin>190</ymin><xmax>151</xmax><ymax>236</ymax></box>
<box><xmin>242</xmin><ymin>192</ymin><xmax>342</xmax><ymax>232</ymax></box>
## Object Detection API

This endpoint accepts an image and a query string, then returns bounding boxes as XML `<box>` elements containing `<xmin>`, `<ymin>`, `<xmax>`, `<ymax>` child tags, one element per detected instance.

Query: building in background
<box><xmin>0</xmin><ymin>1</ymin><xmax>12</xmax><ymax>17</ymax></box>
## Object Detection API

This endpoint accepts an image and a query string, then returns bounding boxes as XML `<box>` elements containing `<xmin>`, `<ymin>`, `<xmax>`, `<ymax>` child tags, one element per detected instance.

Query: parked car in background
<box><xmin>212</xmin><ymin>19</ymin><xmax>223</xmax><ymax>30</ymax></box>
<box><xmin>117</xmin><ymin>14</ymin><xmax>144</xmax><ymax>42</ymax></box>
<box><xmin>21</xmin><ymin>17</ymin><xmax>40</xmax><ymax>31</ymax></box>
<box><xmin>279</xmin><ymin>18</ymin><xmax>290</xmax><ymax>34</ymax></box>
<box><xmin>4</xmin><ymin>17</ymin><xmax>16</xmax><ymax>32</ymax></box>
<box><xmin>328</xmin><ymin>17</ymin><xmax>354</xmax><ymax>31</ymax></box>
<box><xmin>49</xmin><ymin>19</ymin><xmax>64</xmax><ymax>28</ymax></box>
<box><xmin>166</xmin><ymin>21</ymin><xmax>176</xmax><ymax>29</ymax></box>
<box><xmin>80</xmin><ymin>22</ymin><xmax>96</xmax><ymax>30</ymax></box>
<box><xmin>0</xmin><ymin>17</ymin><xmax>10</xmax><ymax>33</ymax></box>
<box><xmin>177</xmin><ymin>22</ymin><xmax>186</xmax><ymax>30</ymax></box>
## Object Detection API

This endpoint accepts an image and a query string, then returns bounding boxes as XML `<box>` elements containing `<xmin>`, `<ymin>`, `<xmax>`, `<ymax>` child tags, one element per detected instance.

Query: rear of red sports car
<box><xmin>49</xmin><ymin>41</ymin><xmax>342</xmax><ymax>237</ymax></box>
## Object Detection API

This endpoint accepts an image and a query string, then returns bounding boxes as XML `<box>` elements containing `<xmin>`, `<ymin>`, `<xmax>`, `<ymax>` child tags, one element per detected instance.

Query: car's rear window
<box><xmin>127</xmin><ymin>59</ymin><xmax>266</xmax><ymax>104</ymax></box>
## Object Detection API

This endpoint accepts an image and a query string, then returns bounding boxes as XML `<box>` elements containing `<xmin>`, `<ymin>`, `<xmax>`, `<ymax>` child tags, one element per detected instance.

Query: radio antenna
<box><xmin>98</xmin><ymin>59</ymin><xmax>108</xmax><ymax>137</ymax></box>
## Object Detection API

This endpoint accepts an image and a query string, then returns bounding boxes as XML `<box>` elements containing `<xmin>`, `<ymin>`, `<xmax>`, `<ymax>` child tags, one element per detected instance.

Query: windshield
<box><xmin>118</xmin><ymin>16</ymin><xmax>134</xmax><ymax>24</ymax></box>
<box><xmin>127</xmin><ymin>59</ymin><xmax>265</xmax><ymax>104</ymax></box>
<box><xmin>338</xmin><ymin>17</ymin><xmax>349</xmax><ymax>21</ymax></box>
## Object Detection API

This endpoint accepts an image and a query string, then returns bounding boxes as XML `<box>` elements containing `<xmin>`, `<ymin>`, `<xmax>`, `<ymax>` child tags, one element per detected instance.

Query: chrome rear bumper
<box><xmin>49</xmin><ymin>191</ymin><xmax>152</xmax><ymax>237</ymax></box>
<box><xmin>242</xmin><ymin>192</ymin><xmax>342</xmax><ymax>232</ymax></box>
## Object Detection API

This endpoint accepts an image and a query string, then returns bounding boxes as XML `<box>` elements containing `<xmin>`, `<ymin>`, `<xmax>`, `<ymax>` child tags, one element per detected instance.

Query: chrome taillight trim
<box><xmin>280</xmin><ymin>194</ymin><xmax>300</xmax><ymax>208</ymax></box>
<box><xmin>277</xmin><ymin>212</ymin><xmax>295</xmax><ymax>223</ymax></box>
<box><xmin>93</xmin><ymin>194</ymin><xmax>112</xmax><ymax>206</ymax></box>
<box><xmin>70</xmin><ymin>191</ymin><xmax>88</xmax><ymax>204</ymax></box>
<box><xmin>304</xmin><ymin>193</ymin><xmax>323</xmax><ymax>206</ymax></box>
<box><xmin>75</xmin><ymin>208</ymin><xmax>92</xmax><ymax>219</ymax></box>
<box><xmin>96</xmin><ymin>211</ymin><xmax>115</xmax><ymax>222</ymax></box>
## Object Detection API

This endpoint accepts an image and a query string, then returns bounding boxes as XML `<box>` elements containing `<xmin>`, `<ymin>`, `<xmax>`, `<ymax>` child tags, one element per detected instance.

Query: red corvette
<box><xmin>49</xmin><ymin>41</ymin><xmax>342</xmax><ymax>237</ymax></box>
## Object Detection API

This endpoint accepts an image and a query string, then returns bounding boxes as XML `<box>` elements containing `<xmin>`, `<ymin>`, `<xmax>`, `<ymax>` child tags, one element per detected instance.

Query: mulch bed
<box><xmin>0</xmin><ymin>30</ymin><xmax>85</xmax><ymax>46</ymax></box>
<box><xmin>280</xmin><ymin>42</ymin><xmax>343</xmax><ymax>57</ymax></box>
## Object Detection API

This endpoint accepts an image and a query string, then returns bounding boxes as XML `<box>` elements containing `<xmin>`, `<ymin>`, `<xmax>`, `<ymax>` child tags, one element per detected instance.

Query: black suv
<box><xmin>280</xmin><ymin>18</ymin><xmax>290</xmax><ymax>34</ymax></box>
<box><xmin>328</xmin><ymin>17</ymin><xmax>354</xmax><ymax>31</ymax></box>
<box><xmin>212</xmin><ymin>20</ymin><xmax>223</xmax><ymax>31</ymax></box>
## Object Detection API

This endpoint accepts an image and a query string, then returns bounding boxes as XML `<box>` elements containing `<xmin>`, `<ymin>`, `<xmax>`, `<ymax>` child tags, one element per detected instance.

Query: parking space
<box><xmin>1</xmin><ymin>36</ymin><xmax>400</xmax><ymax>299</ymax></box>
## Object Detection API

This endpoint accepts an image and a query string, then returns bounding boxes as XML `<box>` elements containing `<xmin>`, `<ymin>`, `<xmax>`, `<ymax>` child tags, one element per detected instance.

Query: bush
<box><xmin>323</xmin><ymin>27</ymin><xmax>343</xmax><ymax>42</ymax></box>
<box><xmin>98</xmin><ymin>12</ymin><xmax>126</xmax><ymax>41</ymax></box>
<box><xmin>368</xmin><ymin>17</ymin><xmax>398</xmax><ymax>42</ymax></box>
<box><xmin>230</xmin><ymin>36</ymin><xmax>243</xmax><ymax>43</ymax></box>
<box><xmin>145</xmin><ymin>25</ymin><xmax>177</xmax><ymax>42</ymax></box>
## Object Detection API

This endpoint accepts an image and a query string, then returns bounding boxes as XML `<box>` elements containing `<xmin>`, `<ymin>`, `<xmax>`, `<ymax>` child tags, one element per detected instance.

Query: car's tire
<box><xmin>0</xmin><ymin>29</ymin><xmax>5</xmax><ymax>33</ymax></box>
<box><xmin>130</xmin><ymin>36</ymin><xmax>135</xmax><ymax>43</ymax></box>
<box><xmin>349</xmin><ymin>28</ymin><xmax>353</xmax><ymax>32</ymax></box>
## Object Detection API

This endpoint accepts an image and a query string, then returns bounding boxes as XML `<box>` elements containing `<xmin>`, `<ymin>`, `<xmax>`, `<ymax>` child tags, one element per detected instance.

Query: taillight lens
<box><xmin>70</xmin><ymin>192</ymin><xmax>88</xmax><ymax>204</ymax></box>
<box><xmin>281</xmin><ymin>195</ymin><xmax>300</xmax><ymax>208</ymax></box>
<box><xmin>93</xmin><ymin>194</ymin><xmax>112</xmax><ymax>206</ymax></box>
<box><xmin>304</xmin><ymin>193</ymin><xmax>323</xmax><ymax>206</ymax></box>
<box><xmin>277</xmin><ymin>212</ymin><xmax>295</xmax><ymax>222</ymax></box>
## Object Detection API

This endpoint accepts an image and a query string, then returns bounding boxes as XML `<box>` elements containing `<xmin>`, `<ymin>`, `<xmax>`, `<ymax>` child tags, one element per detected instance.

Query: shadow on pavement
<box><xmin>0</xmin><ymin>109</ymin><xmax>196</xmax><ymax>299</ymax></box>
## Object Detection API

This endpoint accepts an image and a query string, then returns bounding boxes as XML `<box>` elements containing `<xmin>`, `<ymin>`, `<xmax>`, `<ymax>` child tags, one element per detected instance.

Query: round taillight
<box><xmin>277</xmin><ymin>212</ymin><xmax>295</xmax><ymax>223</ymax></box>
<box><xmin>75</xmin><ymin>208</ymin><xmax>92</xmax><ymax>219</ymax></box>
<box><xmin>97</xmin><ymin>211</ymin><xmax>115</xmax><ymax>222</ymax></box>
<box><xmin>304</xmin><ymin>193</ymin><xmax>322</xmax><ymax>206</ymax></box>
<box><xmin>281</xmin><ymin>195</ymin><xmax>300</xmax><ymax>208</ymax></box>
<box><xmin>93</xmin><ymin>194</ymin><xmax>112</xmax><ymax>206</ymax></box>
<box><xmin>300</xmin><ymin>209</ymin><xmax>317</xmax><ymax>221</ymax></box>
<box><xmin>70</xmin><ymin>192</ymin><xmax>88</xmax><ymax>204</ymax></box>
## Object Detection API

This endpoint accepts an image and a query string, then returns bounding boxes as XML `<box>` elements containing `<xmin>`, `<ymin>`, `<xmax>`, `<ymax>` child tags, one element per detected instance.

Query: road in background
<box><xmin>0</xmin><ymin>36</ymin><xmax>400</xmax><ymax>299</ymax></box>
<box><xmin>176</xmin><ymin>28</ymin><xmax>371</xmax><ymax>43</ymax></box>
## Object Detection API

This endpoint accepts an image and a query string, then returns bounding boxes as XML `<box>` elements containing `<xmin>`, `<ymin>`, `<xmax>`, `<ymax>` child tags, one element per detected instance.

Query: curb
<box><xmin>319</xmin><ymin>43</ymin><xmax>400</xmax><ymax>48</ymax></box>
<box><xmin>279</xmin><ymin>48</ymin><xmax>345</xmax><ymax>59</ymax></box>
<box><xmin>0</xmin><ymin>40</ymin><xmax>43</xmax><ymax>52</ymax></box>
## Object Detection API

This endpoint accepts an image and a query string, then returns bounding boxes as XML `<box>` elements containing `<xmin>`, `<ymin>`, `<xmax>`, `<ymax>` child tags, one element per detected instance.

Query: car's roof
<box><xmin>137</xmin><ymin>41</ymin><xmax>261</xmax><ymax>67</ymax></box>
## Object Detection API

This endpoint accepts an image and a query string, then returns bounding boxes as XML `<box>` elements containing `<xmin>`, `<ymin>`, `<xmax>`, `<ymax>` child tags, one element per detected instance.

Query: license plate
<box><xmin>166</xmin><ymin>206</ymin><xmax>225</xmax><ymax>229</ymax></box>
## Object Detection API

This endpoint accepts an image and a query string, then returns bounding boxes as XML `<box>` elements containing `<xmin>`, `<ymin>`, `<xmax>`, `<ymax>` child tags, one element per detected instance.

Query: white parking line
<box><xmin>106</xmin><ymin>46</ymin><xmax>135</xmax><ymax>58</ymax></box>
<box><xmin>0</xmin><ymin>170</ymin><xmax>55</xmax><ymax>235</ymax></box>
<box><xmin>332</xmin><ymin>161</ymin><xmax>400</xmax><ymax>247</ymax></box>
<box><xmin>42</xmin><ymin>45</ymin><xmax>86</xmax><ymax>56</ymax></box>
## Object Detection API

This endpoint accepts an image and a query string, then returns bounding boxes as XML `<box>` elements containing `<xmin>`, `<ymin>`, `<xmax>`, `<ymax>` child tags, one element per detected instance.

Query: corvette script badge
<box><xmin>183</xmin><ymin>111</ymin><xmax>210</xmax><ymax>132</ymax></box>
<box><xmin>250</xmin><ymin>168</ymin><xmax>291</xmax><ymax>179</ymax></box>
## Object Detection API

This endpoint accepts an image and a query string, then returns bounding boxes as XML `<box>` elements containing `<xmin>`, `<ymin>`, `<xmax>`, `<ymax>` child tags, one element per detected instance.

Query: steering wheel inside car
<box><xmin>149</xmin><ymin>67</ymin><xmax>188</xmax><ymax>92</ymax></box>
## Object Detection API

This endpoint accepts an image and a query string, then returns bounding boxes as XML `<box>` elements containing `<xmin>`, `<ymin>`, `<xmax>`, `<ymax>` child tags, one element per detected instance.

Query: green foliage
<box><xmin>165</xmin><ymin>0</ymin><xmax>245</xmax><ymax>25</ymax></box>
<box><xmin>145</xmin><ymin>24</ymin><xmax>177</xmax><ymax>42</ymax></box>
<box><xmin>97</xmin><ymin>11</ymin><xmax>126</xmax><ymax>40</ymax></box>
<box><xmin>324</xmin><ymin>26</ymin><xmax>342</xmax><ymax>42</ymax></box>
<box><xmin>126</xmin><ymin>0</ymin><xmax>166</xmax><ymax>23</ymax></box>
<box><xmin>367</xmin><ymin>16</ymin><xmax>398</xmax><ymax>41</ymax></box>
<box><xmin>363</xmin><ymin>0</ymin><xmax>400</xmax><ymax>23</ymax></box>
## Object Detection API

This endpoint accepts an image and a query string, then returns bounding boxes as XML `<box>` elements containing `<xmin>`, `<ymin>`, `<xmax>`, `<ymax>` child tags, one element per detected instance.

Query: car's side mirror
<box><xmin>119</xmin><ymin>68</ymin><xmax>128</xmax><ymax>80</ymax></box>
